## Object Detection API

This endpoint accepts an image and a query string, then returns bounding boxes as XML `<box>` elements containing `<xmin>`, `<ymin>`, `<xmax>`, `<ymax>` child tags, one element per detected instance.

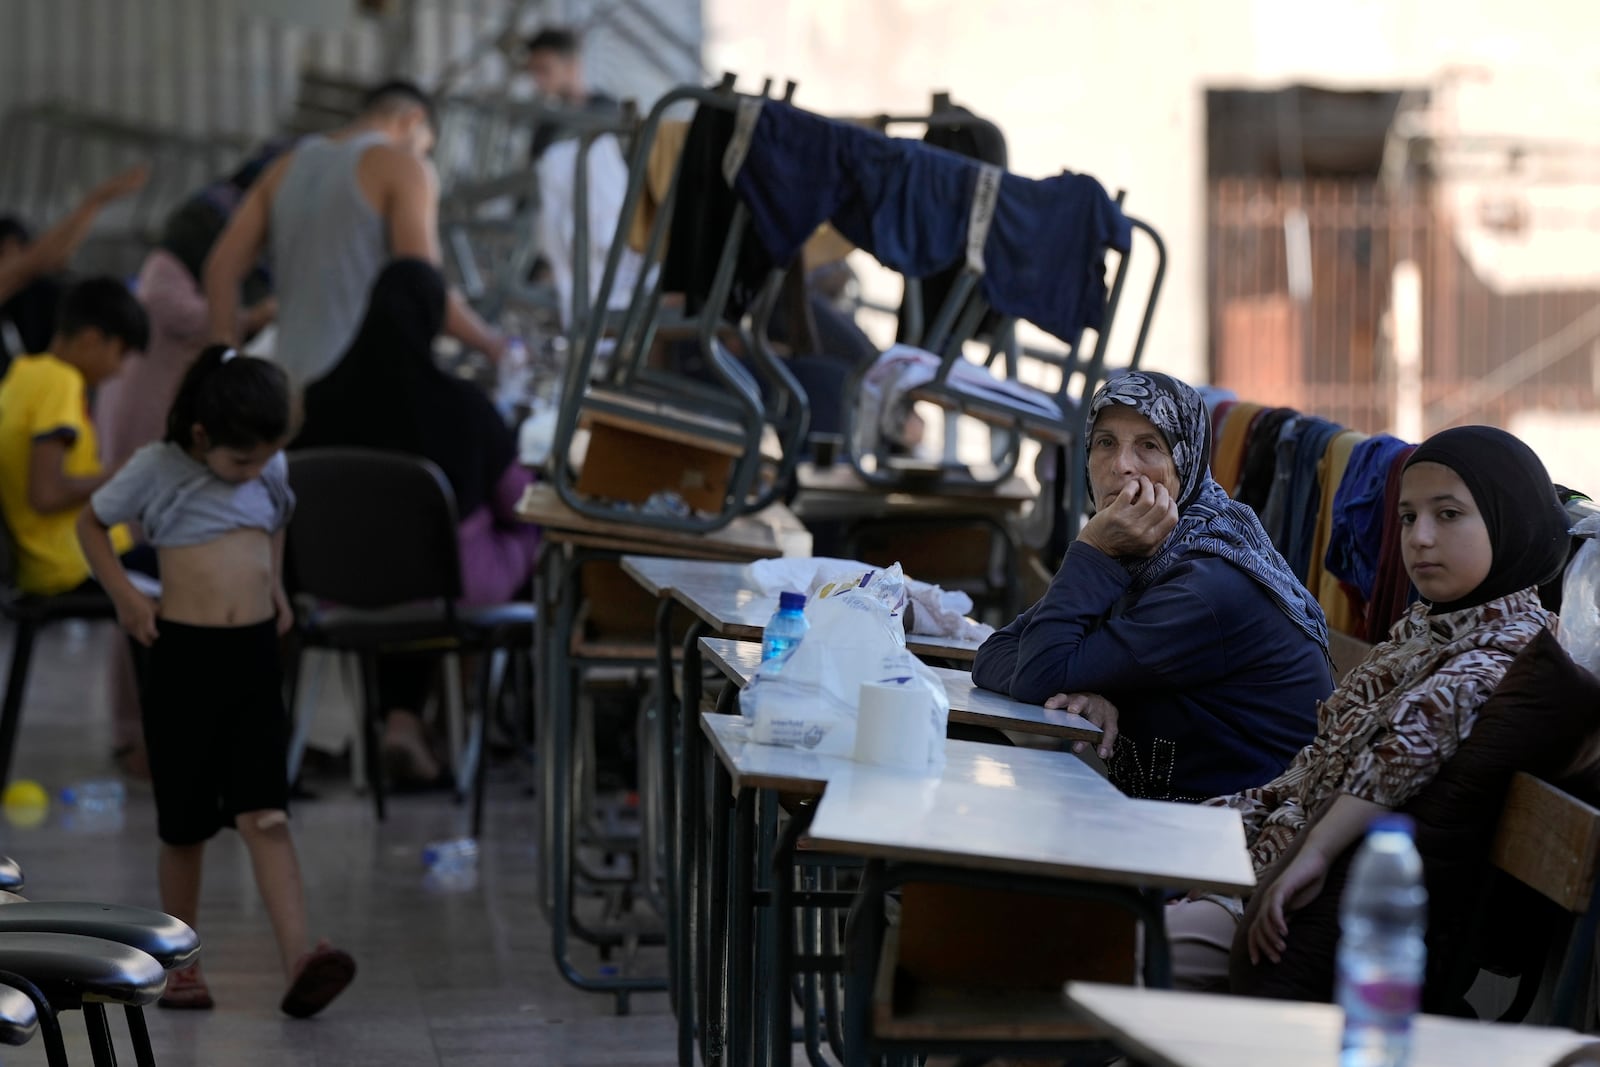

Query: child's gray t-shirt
<box><xmin>91</xmin><ymin>442</ymin><xmax>295</xmax><ymax>547</ymax></box>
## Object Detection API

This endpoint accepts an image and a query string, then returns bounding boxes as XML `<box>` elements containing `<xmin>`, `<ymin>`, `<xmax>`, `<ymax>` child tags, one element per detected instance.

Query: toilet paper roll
<box><xmin>853</xmin><ymin>681</ymin><xmax>936</xmax><ymax>771</ymax></box>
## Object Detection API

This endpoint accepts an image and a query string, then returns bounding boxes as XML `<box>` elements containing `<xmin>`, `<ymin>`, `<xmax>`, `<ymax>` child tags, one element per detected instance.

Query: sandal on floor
<box><xmin>158</xmin><ymin>964</ymin><xmax>214</xmax><ymax>1010</ymax></box>
<box><xmin>280</xmin><ymin>940</ymin><xmax>355</xmax><ymax>1019</ymax></box>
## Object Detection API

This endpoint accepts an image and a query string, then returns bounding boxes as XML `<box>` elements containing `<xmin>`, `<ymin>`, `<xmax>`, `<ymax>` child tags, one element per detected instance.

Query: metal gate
<box><xmin>1208</xmin><ymin>177</ymin><xmax>1600</xmax><ymax>439</ymax></box>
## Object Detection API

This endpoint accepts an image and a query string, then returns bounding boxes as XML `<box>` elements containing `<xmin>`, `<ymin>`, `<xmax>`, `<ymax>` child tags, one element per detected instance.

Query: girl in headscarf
<box><xmin>292</xmin><ymin>258</ymin><xmax>540</xmax><ymax>785</ymax></box>
<box><xmin>1168</xmin><ymin>425</ymin><xmax>1570</xmax><ymax>991</ymax></box>
<box><xmin>973</xmin><ymin>370</ymin><xmax>1333</xmax><ymax>802</ymax></box>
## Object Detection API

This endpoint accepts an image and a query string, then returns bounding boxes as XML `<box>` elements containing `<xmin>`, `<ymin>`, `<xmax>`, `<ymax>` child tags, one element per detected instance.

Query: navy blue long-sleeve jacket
<box><xmin>973</xmin><ymin>542</ymin><xmax>1331</xmax><ymax>801</ymax></box>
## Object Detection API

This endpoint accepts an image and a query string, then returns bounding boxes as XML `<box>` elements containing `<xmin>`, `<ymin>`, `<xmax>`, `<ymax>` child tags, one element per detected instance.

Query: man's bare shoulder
<box><xmin>252</xmin><ymin>151</ymin><xmax>297</xmax><ymax>202</ymax></box>
<box><xmin>357</xmin><ymin>141</ymin><xmax>429</xmax><ymax>178</ymax></box>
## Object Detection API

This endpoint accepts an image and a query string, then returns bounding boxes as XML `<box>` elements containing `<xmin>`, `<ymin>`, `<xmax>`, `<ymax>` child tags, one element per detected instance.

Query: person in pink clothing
<box><xmin>99</xmin><ymin>147</ymin><xmax>285</xmax><ymax>472</ymax></box>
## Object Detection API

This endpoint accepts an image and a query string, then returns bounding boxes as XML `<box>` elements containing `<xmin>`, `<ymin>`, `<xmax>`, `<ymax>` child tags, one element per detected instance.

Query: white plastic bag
<box><xmin>743</xmin><ymin>557</ymin><xmax>995</xmax><ymax>643</ymax></box>
<box><xmin>739</xmin><ymin>565</ymin><xmax>949</xmax><ymax>771</ymax></box>
<box><xmin>1560</xmin><ymin>515</ymin><xmax>1600</xmax><ymax>678</ymax></box>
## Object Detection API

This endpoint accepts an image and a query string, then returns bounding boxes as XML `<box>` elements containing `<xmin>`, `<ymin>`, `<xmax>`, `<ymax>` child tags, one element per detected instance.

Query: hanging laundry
<box><xmin>1234</xmin><ymin>407</ymin><xmax>1297</xmax><ymax>514</ymax></box>
<box><xmin>1364</xmin><ymin>445</ymin><xmax>1420</xmax><ymax>639</ymax></box>
<box><xmin>1197</xmin><ymin>385</ymin><xmax>1238</xmax><ymax>416</ymax></box>
<box><xmin>627</xmin><ymin>119</ymin><xmax>690</xmax><ymax>254</ymax></box>
<box><xmin>899</xmin><ymin>104</ymin><xmax>1008</xmax><ymax>344</ymax></box>
<box><xmin>1257</xmin><ymin>414</ymin><xmax>1303</xmax><ymax>546</ymax></box>
<box><xmin>1210</xmin><ymin>402</ymin><xmax>1263</xmax><ymax>496</ymax></box>
<box><xmin>659</xmin><ymin>105</ymin><xmax>773</xmax><ymax>318</ymax></box>
<box><xmin>1283</xmin><ymin>417</ymin><xmax>1346</xmax><ymax>581</ymax></box>
<box><xmin>726</xmin><ymin>99</ymin><xmax>1129</xmax><ymax>345</ymax></box>
<box><xmin>1307</xmin><ymin>430</ymin><xmax>1368</xmax><ymax>635</ymax></box>
<box><xmin>1326</xmin><ymin>434</ymin><xmax>1414</xmax><ymax>602</ymax></box>
<box><xmin>1209</xmin><ymin>398</ymin><xmax>1237</xmax><ymax>459</ymax></box>
<box><xmin>728</xmin><ymin>100</ymin><xmax>973</xmax><ymax>277</ymax></box>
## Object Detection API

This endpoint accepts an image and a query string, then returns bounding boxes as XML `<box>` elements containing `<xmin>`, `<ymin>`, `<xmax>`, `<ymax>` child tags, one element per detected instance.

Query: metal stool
<box><xmin>0</xmin><ymin>855</ymin><xmax>24</xmax><ymax>893</ymax></box>
<box><xmin>0</xmin><ymin>901</ymin><xmax>199</xmax><ymax>1067</ymax></box>
<box><xmin>0</xmin><ymin>931</ymin><xmax>167</xmax><ymax>1067</ymax></box>
<box><xmin>0</xmin><ymin>974</ymin><xmax>40</xmax><ymax>1048</ymax></box>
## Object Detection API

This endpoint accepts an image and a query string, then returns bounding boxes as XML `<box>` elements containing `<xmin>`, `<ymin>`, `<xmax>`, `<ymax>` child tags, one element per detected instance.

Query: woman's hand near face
<box><xmin>1077</xmin><ymin>475</ymin><xmax>1179</xmax><ymax>558</ymax></box>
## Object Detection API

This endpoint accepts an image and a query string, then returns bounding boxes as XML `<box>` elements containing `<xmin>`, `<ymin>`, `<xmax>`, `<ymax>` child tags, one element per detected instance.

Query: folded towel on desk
<box><xmin>856</xmin><ymin>344</ymin><xmax>1061</xmax><ymax>455</ymax></box>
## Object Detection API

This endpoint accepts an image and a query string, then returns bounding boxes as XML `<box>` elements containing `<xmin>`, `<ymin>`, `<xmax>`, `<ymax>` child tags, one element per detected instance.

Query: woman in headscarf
<box><xmin>973</xmin><ymin>370</ymin><xmax>1333</xmax><ymax>802</ymax></box>
<box><xmin>293</xmin><ymin>258</ymin><xmax>540</xmax><ymax>785</ymax></box>
<box><xmin>98</xmin><ymin>143</ymin><xmax>287</xmax><ymax>470</ymax></box>
<box><xmin>1169</xmin><ymin>425</ymin><xmax>1570</xmax><ymax>991</ymax></box>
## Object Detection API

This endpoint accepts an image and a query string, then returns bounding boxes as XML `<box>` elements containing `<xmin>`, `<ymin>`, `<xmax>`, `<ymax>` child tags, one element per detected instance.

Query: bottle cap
<box><xmin>1370</xmin><ymin>813</ymin><xmax>1415</xmax><ymax>837</ymax></box>
<box><xmin>778</xmin><ymin>591</ymin><xmax>807</xmax><ymax>611</ymax></box>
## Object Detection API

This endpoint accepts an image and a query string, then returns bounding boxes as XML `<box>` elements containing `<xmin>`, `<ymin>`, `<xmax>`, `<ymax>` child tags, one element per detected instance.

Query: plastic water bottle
<box><xmin>60</xmin><ymin>780</ymin><xmax>125</xmax><ymax>815</ymax></box>
<box><xmin>421</xmin><ymin>837</ymin><xmax>479</xmax><ymax>892</ymax></box>
<box><xmin>494</xmin><ymin>338</ymin><xmax>531</xmax><ymax>420</ymax></box>
<box><xmin>1338</xmin><ymin>814</ymin><xmax>1427</xmax><ymax>1067</ymax></box>
<box><xmin>761</xmin><ymin>592</ymin><xmax>810</xmax><ymax>664</ymax></box>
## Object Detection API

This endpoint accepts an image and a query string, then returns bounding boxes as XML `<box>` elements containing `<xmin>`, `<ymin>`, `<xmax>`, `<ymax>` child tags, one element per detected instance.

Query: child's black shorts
<box><xmin>141</xmin><ymin>618</ymin><xmax>289</xmax><ymax>846</ymax></box>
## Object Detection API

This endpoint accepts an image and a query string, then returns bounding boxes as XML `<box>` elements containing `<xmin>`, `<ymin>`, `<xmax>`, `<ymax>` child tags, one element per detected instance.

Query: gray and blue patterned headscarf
<box><xmin>1086</xmin><ymin>370</ymin><xmax>1330</xmax><ymax>651</ymax></box>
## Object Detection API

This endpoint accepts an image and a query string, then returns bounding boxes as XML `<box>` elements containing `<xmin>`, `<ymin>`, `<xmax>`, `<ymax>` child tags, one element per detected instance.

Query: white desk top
<box><xmin>805</xmin><ymin>756</ymin><xmax>1255</xmax><ymax>895</ymax></box>
<box><xmin>1064</xmin><ymin>984</ymin><xmax>1593</xmax><ymax>1067</ymax></box>
<box><xmin>621</xmin><ymin>556</ymin><xmax>982</xmax><ymax>663</ymax></box>
<box><xmin>619</xmin><ymin>555</ymin><xmax>742</xmax><ymax>598</ymax></box>
<box><xmin>702</xmin><ymin>713</ymin><xmax>1117</xmax><ymax>801</ymax></box>
<box><xmin>699</xmin><ymin>637</ymin><xmax>1098</xmax><ymax>743</ymax></box>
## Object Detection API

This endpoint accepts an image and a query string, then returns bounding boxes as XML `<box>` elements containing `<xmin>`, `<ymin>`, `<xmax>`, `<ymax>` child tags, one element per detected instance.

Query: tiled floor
<box><xmin>0</xmin><ymin>620</ymin><xmax>676</xmax><ymax>1066</ymax></box>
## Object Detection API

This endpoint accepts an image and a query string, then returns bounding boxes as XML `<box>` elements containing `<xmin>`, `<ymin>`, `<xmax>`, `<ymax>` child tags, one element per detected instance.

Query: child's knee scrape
<box><xmin>253</xmin><ymin>810</ymin><xmax>289</xmax><ymax>831</ymax></box>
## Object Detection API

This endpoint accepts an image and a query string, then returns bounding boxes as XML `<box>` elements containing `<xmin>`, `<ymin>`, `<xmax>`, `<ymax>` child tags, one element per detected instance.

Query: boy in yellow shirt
<box><xmin>0</xmin><ymin>277</ymin><xmax>149</xmax><ymax>594</ymax></box>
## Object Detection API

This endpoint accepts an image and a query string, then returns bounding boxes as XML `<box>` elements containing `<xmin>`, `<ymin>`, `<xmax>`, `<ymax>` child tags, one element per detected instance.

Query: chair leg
<box><xmin>441</xmin><ymin>653</ymin><xmax>468</xmax><ymax>796</ymax></box>
<box><xmin>122</xmin><ymin>1005</ymin><xmax>156</xmax><ymax>1067</ymax></box>
<box><xmin>0</xmin><ymin>969</ymin><xmax>69</xmax><ymax>1067</ymax></box>
<box><xmin>358</xmin><ymin>653</ymin><xmax>387</xmax><ymax>822</ymax></box>
<box><xmin>285</xmin><ymin>645</ymin><xmax>326</xmax><ymax>787</ymax></box>
<box><xmin>343</xmin><ymin>654</ymin><xmax>366</xmax><ymax>792</ymax></box>
<box><xmin>0</xmin><ymin>620</ymin><xmax>38</xmax><ymax>792</ymax></box>
<box><xmin>83</xmin><ymin>1002</ymin><xmax>120</xmax><ymax>1067</ymax></box>
<box><xmin>472</xmin><ymin>652</ymin><xmax>495</xmax><ymax>839</ymax></box>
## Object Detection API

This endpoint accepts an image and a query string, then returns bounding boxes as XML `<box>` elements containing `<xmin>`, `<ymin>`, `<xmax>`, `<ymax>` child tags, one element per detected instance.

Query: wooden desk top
<box><xmin>515</xmin><ymin>484</ymin><xmax>812</xmax><ymax>560</ymax></box>
<box><xmin>792</xmin><ymin>462</ymin><xmax>1034</xmax><ymax>521</ymax></box>
<box><xmin>1063</xmin><ymin>984</ymin><xmax>1593</xmax><ymax>1067</ymax></box>
<box><xmin>700</xmin><ymin>637</ymin><xmax>1096</xmax><ymax>742</ymax></box>
<box><xmin>702</xmin><ymin>713</ymin><xmax>1116</xmax><ymax>801</ymax></box>
<box><xmin>805</xmin><ymin>759</ymin><xmax>1254</xmax><ymax>895</ymax></box>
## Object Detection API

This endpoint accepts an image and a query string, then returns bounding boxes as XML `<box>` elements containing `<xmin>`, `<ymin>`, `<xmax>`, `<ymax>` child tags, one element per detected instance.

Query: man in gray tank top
<box><xmin>204</xmin><ymin>81</ymin><xmax>504</xmax><ymax>390</ymax></box>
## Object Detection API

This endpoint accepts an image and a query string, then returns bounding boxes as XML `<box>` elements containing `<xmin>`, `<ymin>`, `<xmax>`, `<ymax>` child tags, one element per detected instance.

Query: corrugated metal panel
<box><xmin>0</xmin><ymin>0</ymin><xmax>702</xmax><ymax>279</ymax></box>
<box><xmin>0</xmin><ymin>0</ymin><xmax>702</xmax><ymax>139</ymax></box>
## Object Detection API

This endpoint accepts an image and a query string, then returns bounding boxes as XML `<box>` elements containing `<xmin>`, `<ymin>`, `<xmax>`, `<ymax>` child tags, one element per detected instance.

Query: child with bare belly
<box><xmin>77</xmin><ymin>344</ymin><xmax>354</xmax><ymax>1017</ymax></box>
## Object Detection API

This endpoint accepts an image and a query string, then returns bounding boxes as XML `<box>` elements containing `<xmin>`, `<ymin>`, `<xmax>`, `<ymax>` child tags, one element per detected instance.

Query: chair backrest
<box><xmin>285</xmin><ymin>449</ymin><xmax>463</xmax><ymax>610</ymax></box>
<box><xmin>1492</xmin><ymin>773</ymin><xmax>1600</xmax><ymax>915</ymax></box>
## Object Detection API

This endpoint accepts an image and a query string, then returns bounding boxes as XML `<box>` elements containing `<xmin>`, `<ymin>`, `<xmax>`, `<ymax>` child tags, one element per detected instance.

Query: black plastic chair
<box><xmin>284</xmin><ymin>449</ymin><xmax>535</xmax><ymax>831</ymax></box>
<box><xmin>0</xmin><ymin>515</ymin><xmax>116</xmax><ymax>792</ymax></box>
<box><xmin>0</xmin><ymin>931</ymin><xmax>166</xmax><ymax>1067</ymax></box>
